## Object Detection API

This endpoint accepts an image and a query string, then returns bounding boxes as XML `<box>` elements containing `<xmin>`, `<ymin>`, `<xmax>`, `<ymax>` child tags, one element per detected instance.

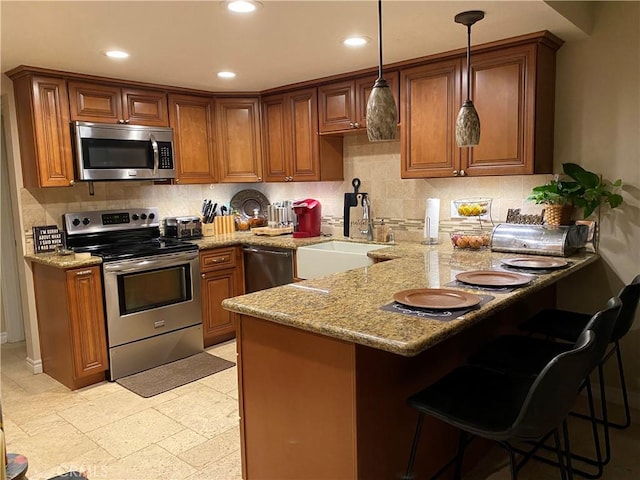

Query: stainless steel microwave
<box><xmin>73</xmin><ymin>121</ymin><xmax>176</xmax><ymax>181</ymax></box>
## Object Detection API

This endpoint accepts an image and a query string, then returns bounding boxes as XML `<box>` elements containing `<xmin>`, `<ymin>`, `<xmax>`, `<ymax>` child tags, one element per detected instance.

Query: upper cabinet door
<box><xmin>261</xmin><ymin>94</ymin><xmax>290</xmax><ymax>182</ymax></box>
<box><xmin>401</xmin><ymin>58</ymin><xmax>462</xmax><ymax>179</ymax></box>
<box><xmin>69</xmin><ymin>81</ymin><xmax>168</xmax><ymax>126</ymax></box>
<box><xmin>14</xmin><ymin>75</ymin><xmax>74</xmax><ymax>187</ymax></box>
<box><xmin>288</xmin><ymin>88</ymin><xmax>320</xmax><ymax>181</ymax></box>
<box><xmin>121</xmin><ymin>88</ymin><xmax>169</xmax><ymax>126</ymax></box>
<box><xmin>169</xmin><ymin>94</ymin><xmax>217</xmax><ymax>184</ymax></box>
<box><xmin>355</xmin><ymin>71</ymin><xmax>400</xmax><ymax>129</ymax></box>
<box><xmin>462</xmin><ymin>44</ymin><xmax>537</xmax><ymax>176</ymax></box>
<box><xmin>68</xmin><ymin>81</ymin><xmax>122</xmax><ymax>123</ymax></box>
<box><xmin>318</xmin><ymin>80</ymin><xmax>356</xmax><ymax>133</ymax></box>
<box><xmin>215</xmin><ymin>97</ymin><xmax>263</xmax><ymax>183</ymax></box>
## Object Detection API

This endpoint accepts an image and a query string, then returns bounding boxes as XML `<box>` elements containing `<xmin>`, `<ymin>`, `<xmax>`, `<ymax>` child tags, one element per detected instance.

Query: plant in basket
<box><xmin>527</xmin><ymin>163</ymin><xmax>623</xmax><ymax>225</ymax></box>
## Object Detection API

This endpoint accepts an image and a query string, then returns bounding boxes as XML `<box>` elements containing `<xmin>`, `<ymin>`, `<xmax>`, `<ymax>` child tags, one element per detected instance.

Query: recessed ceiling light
<box><xmin>104</xmin><ymin>50</ymin><xmax>130</xmax><ymax>59</ymax></box>
<box><xmin>343</xmin><ymin>36</ymin><xmax>370</xmax><ymax>47</ymax></box>
<box><xmin>217</xmin><ymin>71</ymin><xmax>237</xmax><ymax>79</ymax></box>
<box><xmin>227</xmin><ymin>1</ymin><xmax>260</xmax><ymax>13</ymax></box>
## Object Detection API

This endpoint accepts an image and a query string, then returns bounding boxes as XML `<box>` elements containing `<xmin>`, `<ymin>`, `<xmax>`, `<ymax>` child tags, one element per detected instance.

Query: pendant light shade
<box><xmin>366</xmin><ymin>0</ymin><xmax>398</xmax><ymax>142</ymax></box>
<box><xmin>455</xmin><ymin>10</ymin><xmax>484</xmax><ymax>147</ymax></box>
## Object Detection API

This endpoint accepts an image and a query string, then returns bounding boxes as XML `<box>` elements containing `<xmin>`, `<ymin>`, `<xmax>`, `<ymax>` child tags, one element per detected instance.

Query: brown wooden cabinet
<box><xmin>262</xmin><ymin>88</ymin><xmax>343</xmax><ymax>182</ymax></box>
<box><xmin>318</xmin><ymin>72</ymin><xmax>399</xmax><ymax>134</ymax></box>
<box><xmin>401</xmin><ymin>58</ymin><xmax>463</xmax><ymax>178</ymax></box>
<box><xmin>200</xmin><ymin>247</ymin><xmax>244</xmax><ymax>347</ymax></box>
<box><xmin>461</xmin><ymin>41</ymin><xmax>556</xmax><ymax>176</ymax></box>
<box><xmin>215</xmin><ymin>97</ymin><xmax>263</xmax><ymax>183</ymax></box>
<box><xmin>68</xmin><ymin>81</ymin><xmax>168</xmax><ymax>126</ymax></box>
<box><xmin>169</xmin><ymin>94</ymin><xmax>217</xmax><ymax>184</ymax></box>
<box><xmin>32</xmin><ymin>264</ymin><xmax>108</xmax><ymax>390</ymax></box>
<box><xmin>9</xmin><ymin>73</ymin><xmax>74</xmax><ymax>187</ymax></box>
<box><xmin>401</xmin><ymin>33</ymin><xmax>561</xmax><ymax>178</ymax></box>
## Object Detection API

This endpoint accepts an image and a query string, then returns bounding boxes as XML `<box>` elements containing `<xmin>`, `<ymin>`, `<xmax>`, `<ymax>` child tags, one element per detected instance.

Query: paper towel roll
<box><xmin>423</xmin><ymin>198</ymin><xmax>440</xmax><ymax>244</ymax></box>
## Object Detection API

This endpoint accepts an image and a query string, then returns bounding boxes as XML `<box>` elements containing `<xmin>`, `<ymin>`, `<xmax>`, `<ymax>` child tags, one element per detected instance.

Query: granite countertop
<box><xmin>222</xmin><ymin>245</ymin><xmax>598</xmax><ymax>357</ymax></box>
<box><xmin>25</xmin><ymin>252</ymin><xmax>103</xmax><ymax>268</ymax></box>
<box><xmin>25</xmin><ymin>232</ymin><xmax>392</xmax><ymax>268</ymax></box>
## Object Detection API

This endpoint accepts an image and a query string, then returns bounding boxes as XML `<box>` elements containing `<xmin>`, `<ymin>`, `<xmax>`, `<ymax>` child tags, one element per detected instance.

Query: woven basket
<box><xmin>544</xmin><ymin>204</ymin><xmax>575</xmax><ymax>226</ymax></box>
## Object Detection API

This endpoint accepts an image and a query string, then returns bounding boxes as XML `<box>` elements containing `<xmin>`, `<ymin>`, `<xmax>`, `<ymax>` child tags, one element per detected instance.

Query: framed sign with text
<box><xmin>32</xmin><ymin>225</ymin><xmax>65</xmax><ymax>253</ymax></box>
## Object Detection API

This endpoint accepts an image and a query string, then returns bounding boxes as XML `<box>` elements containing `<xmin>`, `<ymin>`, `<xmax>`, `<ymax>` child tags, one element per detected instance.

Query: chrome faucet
<box><xmin>360</xmin><ymin>194</ymin><xmax>374</xmax><ymax>241</ymax></box>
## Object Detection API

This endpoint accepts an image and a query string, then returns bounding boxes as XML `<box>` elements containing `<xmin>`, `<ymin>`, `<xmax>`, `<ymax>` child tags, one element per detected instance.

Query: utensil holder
<box><xmin>202</xmin><ymin>223</ymin><xmax>216</xmax><ymax>237</ymax></box>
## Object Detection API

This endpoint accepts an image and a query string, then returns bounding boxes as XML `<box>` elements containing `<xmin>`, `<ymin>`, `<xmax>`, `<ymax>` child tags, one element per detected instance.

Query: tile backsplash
<box><xmin>20</xmin><ymin>134</ymin><xmax>552</xmax><ymax>253</ymax></box>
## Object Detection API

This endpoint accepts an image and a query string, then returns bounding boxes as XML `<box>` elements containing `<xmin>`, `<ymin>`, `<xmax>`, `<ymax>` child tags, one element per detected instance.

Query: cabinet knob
<box><xmin>459</xmin><ymin>169</ymin><xmax>467</xmax><ymax>177</ymax></box>
<box><xmin>118</xmin><ymin>119</ymin><xmax>125</xmax><ymax>124</ymax></box>
<box><xmin>124</xmin><ymin>119</ymin><xmax>130</xmax><ymax>124</ymax></box>
<box><xmin>453</xmin><ymin>170</ymin><xmax>459</xmax><ymax>176</ymax></box>
<box><xmin>257</xmin><ymin>176</ymin><xmax>262</xmax><ymax>182</ymax></box>
<box><xmin>353</xmin><ymin>122</ymin><xmax>360</xmax><ymax>128</ymax></box>
<box><xmin>201</xmin><ymin>273</ymin><xmax>205</xmax><ymax>278</ymax></box>
<box><xmin>69</xmin><ymin>180</ymin><xmax>75</xmax><ymax>186</ymax></box>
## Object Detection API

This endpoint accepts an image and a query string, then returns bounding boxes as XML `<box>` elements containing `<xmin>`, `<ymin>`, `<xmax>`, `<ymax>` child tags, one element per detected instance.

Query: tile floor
<box><xmin>2</xmin><ymin>340</ymin><xmax>638</xmax><ymax>479</ymax></box>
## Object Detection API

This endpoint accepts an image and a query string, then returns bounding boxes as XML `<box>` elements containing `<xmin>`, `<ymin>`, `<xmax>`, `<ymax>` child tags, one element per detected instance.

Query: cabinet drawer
<box><xmin>200</xmin><ymin>247</ymin><xmax>238</xmax><ymax>272</ymax></box>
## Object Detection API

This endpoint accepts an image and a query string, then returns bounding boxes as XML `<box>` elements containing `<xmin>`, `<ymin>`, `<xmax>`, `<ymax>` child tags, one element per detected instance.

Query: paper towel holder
<box><xmin>421</xmin><ymin>216</ymin><xmax>439</xmax><ymax>245</ymax></box>
<box><xmin>421</xmin><ymin>198</ymin><xmax>440</xmax><ymax>245</ymax></box>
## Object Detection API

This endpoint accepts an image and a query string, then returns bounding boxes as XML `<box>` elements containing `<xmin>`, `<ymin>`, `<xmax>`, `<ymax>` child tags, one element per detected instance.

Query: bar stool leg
<box><xmin>562</xmin><ymin>419</ymin><xmax>574</xmax><ymax>480</ymax></box>
<box><xmin>553</xmin><ymin>429</ymin><xmax>568</xmax><ymax>480</ymax></box>
<box><xmin>453</xmin><ymin>430</ymin><xmax>467</xmax><ymax>480</ymax></box>
<box><xmin>404</xmin><ymin>412</ymin><xmax>425</xmax><ymax>480</ymax></box>
<box><xmin>612</xmin><ymin>343</ymin><xmax>632</xmax><ymax>429</ymax></box>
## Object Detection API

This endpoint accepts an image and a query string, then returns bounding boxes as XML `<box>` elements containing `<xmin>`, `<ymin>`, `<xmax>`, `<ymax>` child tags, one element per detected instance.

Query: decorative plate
<box><xmin>456</xmin><ymin>270</ymin><xmax>532</xmax><ymax>287</ymax></box>
<box><xmin>230</xmin><ymin>189</ymin><xmax>270</xmax><ymax>219</ymax></box>
<box><xmin>393</xmin><ymin>289</ymin><xmax>481</xmax><ymax>310</ymax></box>
<box><xmin>501</xmin><ymin>257</ymin><xmax>568</xmax><ymax>270</ymax></box>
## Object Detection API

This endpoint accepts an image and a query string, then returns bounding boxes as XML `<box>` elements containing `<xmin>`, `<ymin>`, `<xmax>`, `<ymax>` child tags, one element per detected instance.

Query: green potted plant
<box><xmin>528</xmin><ymin>163</ymin><xmax>623</xmax><ymax>225</ymax></box>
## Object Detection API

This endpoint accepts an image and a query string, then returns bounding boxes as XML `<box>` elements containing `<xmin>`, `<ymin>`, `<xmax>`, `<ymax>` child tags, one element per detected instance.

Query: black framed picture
<box><xmin>32</xmin><ymin>225</ymin><xmax>65</xmax><ymax>253</ymax></box>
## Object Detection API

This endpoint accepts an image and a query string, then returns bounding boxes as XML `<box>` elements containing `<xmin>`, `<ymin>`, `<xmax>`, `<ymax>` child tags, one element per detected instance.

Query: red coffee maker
<box><xmin>292</xmin><ymin>199</ymin><xmax>322</xmax><ymax>238</ymax></box>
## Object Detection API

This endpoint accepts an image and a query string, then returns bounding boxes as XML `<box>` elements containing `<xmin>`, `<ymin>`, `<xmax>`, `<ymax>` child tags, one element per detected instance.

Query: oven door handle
<box><xmin>150</xmin><ymin>133</ymin><xmax>159</xmax><ymax>177</ymax></box>
<box><xmin>103</xmin><ymin>251</ymin><xmax>198</xmax><ymax>273</ymax></box>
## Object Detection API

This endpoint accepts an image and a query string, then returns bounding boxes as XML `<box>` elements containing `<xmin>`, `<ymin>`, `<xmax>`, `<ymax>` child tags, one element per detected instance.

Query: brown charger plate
<box><xmin>501</xmin><ymin>257</ymin><xmax>568</xmax><ymax>269</ymax></box>
<box><xmin>393</xmin><ymin>288</ymin><xmax>481</xmax><ymax>310</ymax></box>
<box><xmin>456</xmin><ymin>270</ymin><xmax>532</xmax><ymax>287</ymax></box>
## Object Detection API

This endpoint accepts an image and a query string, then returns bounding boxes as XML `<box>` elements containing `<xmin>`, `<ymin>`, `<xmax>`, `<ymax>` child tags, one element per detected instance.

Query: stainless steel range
<box><xmin>64</xmin><ymin>207</ymin><xmax>203</xmax><ymax>380</ymax></box>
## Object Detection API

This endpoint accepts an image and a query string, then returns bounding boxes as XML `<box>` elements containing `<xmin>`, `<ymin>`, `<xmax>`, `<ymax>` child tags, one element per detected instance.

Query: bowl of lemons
<box><xmin>453</xmin><ymin>198</ymin><xmax>492</xmax><ymax>217</ymax></box>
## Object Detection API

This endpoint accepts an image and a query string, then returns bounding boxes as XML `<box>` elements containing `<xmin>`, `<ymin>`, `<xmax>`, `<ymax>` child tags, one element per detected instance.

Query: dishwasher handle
<box><xmin>243</xmin><ymin>247</ymin><xmax>292</xmax><ymax>257</ymax></box>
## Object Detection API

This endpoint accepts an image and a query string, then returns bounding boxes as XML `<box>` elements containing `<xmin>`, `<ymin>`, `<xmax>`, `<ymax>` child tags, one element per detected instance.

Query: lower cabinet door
<box><xmin>66</xmin><ymin>267</ymin><xmax>109</xmax><ymax>378</ymax></box>
<box><xmin>202</xmin><ymin>268</ymin><xmax>239</xmax><ymax>347</ymax></box>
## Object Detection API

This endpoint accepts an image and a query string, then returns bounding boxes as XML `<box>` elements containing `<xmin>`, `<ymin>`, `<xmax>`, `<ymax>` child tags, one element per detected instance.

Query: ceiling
<box><xmin>1</xmin><ymin>1</ymin><xmax>593</xmax><ymax>93</ymax></box>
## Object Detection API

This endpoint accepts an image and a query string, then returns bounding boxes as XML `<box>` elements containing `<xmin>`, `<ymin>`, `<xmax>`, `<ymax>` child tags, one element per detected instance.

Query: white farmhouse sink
<box><xmin>296</xmin><ymin>241</ymin><xmax>387</xmax><ymax>280</ymax></box>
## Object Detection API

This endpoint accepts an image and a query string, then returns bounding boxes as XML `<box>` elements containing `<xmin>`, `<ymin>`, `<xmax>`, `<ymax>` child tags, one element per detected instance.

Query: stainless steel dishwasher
<box><xmin>243</xmin><ymin>246</ymin><xmax>294</xmax><ymax>293</ymax></box>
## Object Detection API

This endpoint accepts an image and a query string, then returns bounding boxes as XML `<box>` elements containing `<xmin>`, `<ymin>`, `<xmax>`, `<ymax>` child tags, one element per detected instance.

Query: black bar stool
<box><xmin>466</xmin><ymin>297</ymin><xmax>623</xmax><ymax>478</ymax></box>
<box><xmin>404</xmin><ymin>328</ymin><xmax>603</xmax><ymax>480</ymax></box>
<box><xmin>520</xmin><ymin>274</ymin><xmax>640</xmax><ymax>430</ymax></box>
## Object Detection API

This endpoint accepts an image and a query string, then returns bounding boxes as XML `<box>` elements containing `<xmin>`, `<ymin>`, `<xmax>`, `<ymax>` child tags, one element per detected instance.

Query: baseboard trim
<box><xmin>0</xmin><ymin>331</ymin><xmax>7</xmax><ymax>344</ymax></box>
<box><xmin>26</xmin><ymin>356</ymin><xmax>43</xmax><ymax>374</ymax></box>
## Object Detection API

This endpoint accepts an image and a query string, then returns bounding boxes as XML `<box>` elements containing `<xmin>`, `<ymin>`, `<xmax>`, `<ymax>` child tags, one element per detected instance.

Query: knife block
<box><xmin>202</xmin><ymin>223</ymin><xmax>216</xmax><ymax>237</ymax></box>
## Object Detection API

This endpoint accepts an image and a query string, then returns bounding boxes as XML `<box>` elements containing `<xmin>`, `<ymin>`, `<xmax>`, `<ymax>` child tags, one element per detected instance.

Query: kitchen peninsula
<box><xmin>221</xmin><ymin>243</ymin><xmax>598</xmax><ymax>479</ymax></box>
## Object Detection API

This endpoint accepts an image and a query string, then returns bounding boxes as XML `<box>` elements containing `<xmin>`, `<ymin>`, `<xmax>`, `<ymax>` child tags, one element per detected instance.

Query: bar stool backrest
<box><xmin>611</xmin><ymin>274</ymin><xmax>640</xmax><ymax>342</ymax></box>
<box><xmin>580</xmin><ymin>296</ymin><xmax>623</xmax><ymax>361</ymax></box>
<box><xmin>506</xmin><ymin>296</ymin><xmax>622</xmax><ymax>441</ymax></box>
<box><xmin>506</xmin><ymin>329</ymin><xmax>597</xmax><ymax>441</ymax></box>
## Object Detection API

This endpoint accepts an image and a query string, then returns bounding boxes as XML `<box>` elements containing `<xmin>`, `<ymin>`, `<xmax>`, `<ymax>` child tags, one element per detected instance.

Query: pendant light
<box><xmin>455</xmin><ymin>10</ymin><xmax>484</xmax><ymax>147</ymax></box>
<box><xmin>366</xmin><ymin>0</ymin><xmax>398</xmax><ymax>142</ymax></box>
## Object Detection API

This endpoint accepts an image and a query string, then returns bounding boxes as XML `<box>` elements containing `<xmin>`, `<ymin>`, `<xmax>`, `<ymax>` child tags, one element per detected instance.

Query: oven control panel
<box><xmin>64</xmin><ymin>207</ymin><xmax>160</xmax><ymax>235</ymax></box>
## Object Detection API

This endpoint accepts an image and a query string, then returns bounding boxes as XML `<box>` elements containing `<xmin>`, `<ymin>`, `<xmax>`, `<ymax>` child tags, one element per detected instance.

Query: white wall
<box><xmin>553</xmin><ymin>1</ymin><xmax>640</xmax><ymax>404</ymax></box>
